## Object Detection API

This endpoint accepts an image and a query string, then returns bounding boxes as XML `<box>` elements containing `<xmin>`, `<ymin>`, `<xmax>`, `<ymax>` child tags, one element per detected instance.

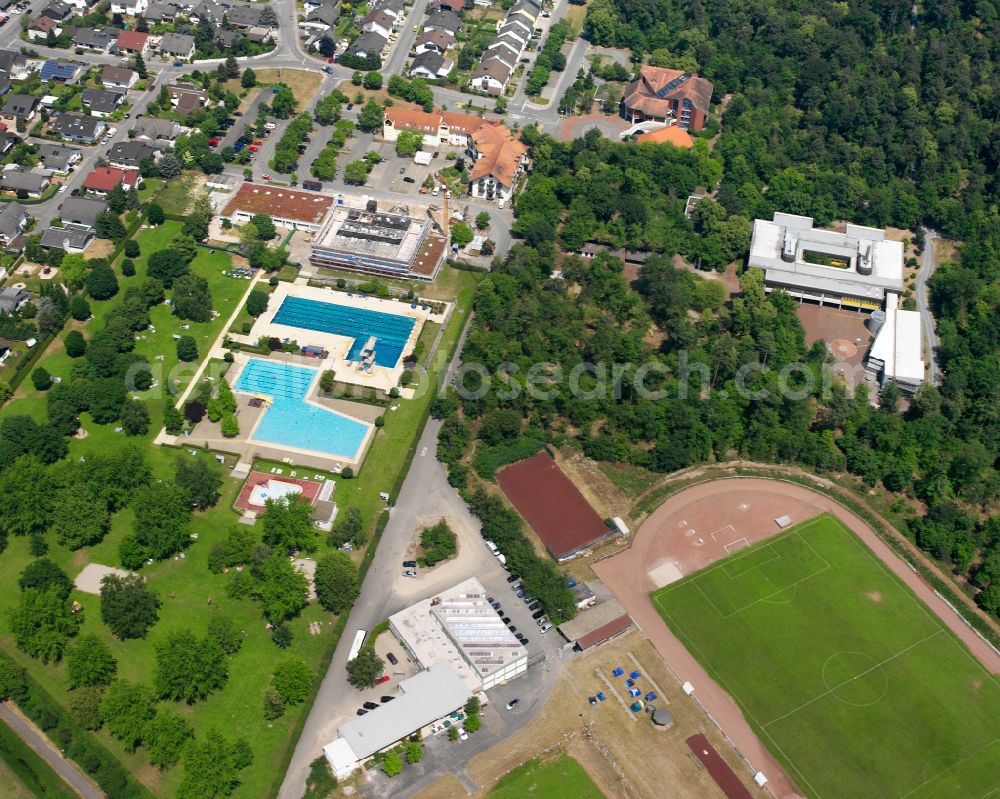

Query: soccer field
<box><xmin>652</xmin><ymin>514</ymin><xmax>1000</xmax><ymax>799</ymax></box>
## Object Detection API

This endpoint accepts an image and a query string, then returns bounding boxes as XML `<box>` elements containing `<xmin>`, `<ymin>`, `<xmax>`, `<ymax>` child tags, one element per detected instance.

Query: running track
<box><xmin>594</xmin><ymin>477</ymin><xmax>1000</xmax><ymax>799</ymax></box>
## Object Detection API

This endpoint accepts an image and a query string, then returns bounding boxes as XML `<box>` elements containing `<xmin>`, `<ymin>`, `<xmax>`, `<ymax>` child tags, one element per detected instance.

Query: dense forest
<box><xmin>438</xmin><ymin>0</ymin><xmax>1000</xmax><ymax>623</ymax></box>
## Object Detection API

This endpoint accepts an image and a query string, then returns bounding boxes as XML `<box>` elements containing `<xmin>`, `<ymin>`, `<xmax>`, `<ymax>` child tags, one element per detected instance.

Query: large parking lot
<box><xmin>365</xmin><ymin>141</ymin><xmax>450</xmax><ymax>197</ymax></box>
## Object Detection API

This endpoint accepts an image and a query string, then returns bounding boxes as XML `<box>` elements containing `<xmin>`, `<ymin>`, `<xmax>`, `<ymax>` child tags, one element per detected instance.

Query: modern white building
<box><xmin>323</xmin><ymin>662</ymin><xmax>470</xmax><ymax>778</ymax></box>
<box><xmin>865</xmin><ymin>294</ymin><xmax>924</xmax><ymax>393</ymax></box>
<box><xmin>389</xmin><ymin>577</ymin><xmax>528</xmax><ymax>692</ymax></box>
<box><xmin>748</xmin><ymin>213</ymin><xmax>904</xmax><ymax>310</ymax></box>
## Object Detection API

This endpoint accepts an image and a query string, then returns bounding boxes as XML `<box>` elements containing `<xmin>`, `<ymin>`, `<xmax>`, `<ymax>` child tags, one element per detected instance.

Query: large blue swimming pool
<box><xmin>235</xmin><ymin>359</ymin><xmax>369</xmax><ymax>459</ymax></box>
<box><xmin>272</xmin><ymin>296</ymin><xmax>416</xmax><ymax>368</ymax></box>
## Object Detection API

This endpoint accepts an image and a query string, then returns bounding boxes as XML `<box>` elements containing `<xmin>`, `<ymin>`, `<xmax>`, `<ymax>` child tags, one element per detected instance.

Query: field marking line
<box><xmin>714</xmin><ymin>561</ymin><xmax>831</xmax><ymax>620</ymax></box>
<box><xmin>724</xmin><ymin>537</ymin><xmax>750</xmax><ymax>554</ymax></box>
<box><xmin>709</xmin><ymin>524</ymin><xmax>737</xmax><ymax>542</ymax></box>
<box><xmin>651</xmin><ymin>590</ymin><xmax>829</xmax><ymax>799</ymax></box>
<box><xmin>655</xmin><ymin>517</ymin><xmax>828</xmax><ymax>596</ymax></box>
<box><xmin>897</xmin><ymin>737</ymin><xmax>1000</xmax><ymax>799</ymax></box>
<box><xmin>720</xmin><ymin>541</ymin><xmax>780</xmax><ymax>580</ymax></box>
<box><xmin>762</xmin><ymin>630</ymin><xmax>944</xmax><ymax>729</ymax></box>
<box><xmin>825</xmin><ymin>514</ymin><xmax>1000</xmax><ymax>680</ymax></box>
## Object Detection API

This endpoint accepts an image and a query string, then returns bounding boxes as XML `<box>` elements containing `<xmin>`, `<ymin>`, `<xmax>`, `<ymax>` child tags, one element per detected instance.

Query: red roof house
<box><xmin>83</xmin><ymin>166</ymin><xmax>140</xmax><ymax>194</ymax></box>
<box><xmin>116</xmin><ymin>30</ymin><xmax>150</xmax><ymax>53</ymax></box>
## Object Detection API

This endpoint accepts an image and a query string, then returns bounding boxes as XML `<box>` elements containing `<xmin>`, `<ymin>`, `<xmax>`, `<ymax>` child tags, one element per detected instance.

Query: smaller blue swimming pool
<box><xmin>272</xmin><ymin>296</ymin><xmax>416</xmax><ymax>368</ymax></box>
<box><xmin>235</xmin><ymin>359</ymin><xmax>369</xmax><ymax>459</ymax></box>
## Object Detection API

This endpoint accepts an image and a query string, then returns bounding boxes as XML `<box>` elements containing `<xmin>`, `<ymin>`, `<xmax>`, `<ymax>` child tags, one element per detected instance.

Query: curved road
<box><xmin>0</xmin><ymin>702</ymin><xmax>103</xmax><ymax>799</ymax></box>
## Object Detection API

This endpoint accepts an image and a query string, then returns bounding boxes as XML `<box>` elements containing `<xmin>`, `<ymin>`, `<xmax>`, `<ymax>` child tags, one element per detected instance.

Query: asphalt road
<box><xmin>0</xmin><ymin>702</ymin><xmax>103</xmax><ymax>799</ymax></box>
<box><xmin>915</xmin><ymin>227</ymin><xmax>941</xmax><ymax>384</ymax></box>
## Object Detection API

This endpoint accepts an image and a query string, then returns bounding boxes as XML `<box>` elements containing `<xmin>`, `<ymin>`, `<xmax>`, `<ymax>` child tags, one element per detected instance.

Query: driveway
<box><xmin>915</xmin><ymin>227</ymin><xmax>941</xmax><ymax>384</ymax></box>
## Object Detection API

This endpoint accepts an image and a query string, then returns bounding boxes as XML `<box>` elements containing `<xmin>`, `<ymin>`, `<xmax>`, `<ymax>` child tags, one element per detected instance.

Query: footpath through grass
<box><xmin>652</xmin><ymin>513</ymin><xmax>1000</xmax><ymax>799</ymax></box>
<box><xmin>487</xmin><ymin>755</ymin><xmax>607</xmax><ymax>799</ymax></box>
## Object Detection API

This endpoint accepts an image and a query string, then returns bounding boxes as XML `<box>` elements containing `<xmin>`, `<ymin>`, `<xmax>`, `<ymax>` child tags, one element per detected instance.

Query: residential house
<box><xmin>39</xmin><ymin>1</ymin><xmax>74</xmax><ymax>21</ymax></box>
<box><xmin>1</xmin><ymin>167</ymin><xmax>50</xmax><ymax>197</ymax></box>
<box><xmin>0</xmin><ymin>286</ymin><xmax>30</xmax><ymax>316</ymax></box>
<box><xmin>246</xmin><ymin>26</ymin><xmax>273</xmax><ymax>44</ymax></box>
<box><xmin>35</xmin><ymin>141</ymin><xmax>82</xmax><ymax>172</ymax></box>
<box><xmin>303</xmin><ymin>0</ymin><xmax>338</xmax><ymax>13</ymax></box>
<box><xmin>373</xmin><ymin>0</ymin><xmax>405</xmax><ymax>23</ymax></box>
<box><xmin>72</xmin><ymin>26</ymin><xmax>120</xmax><ymax>52</ymax></box>
<box><xmin>100</xmin><ymin>65</ymin><xmax>139</xmax><ymax>90</ymax></box>
<box><xmin>80</xmin><ymin>88</ymin><xmax>126</xmax><ymax>118</ymax></box>
<box><xmin>40</xmin><ymin>225</ymin><xmax>94</xmax><ymax>253</ymax></box>
<box><xmin>0</xmin><ymin>132</ymin><xmax>17</xmax><ymax>156</ymax></box>
<box><xmin>470</xmin><ymin>59</ymin><xmax>511</xmax><ymax>95</ymax></box>
<box><xmin>167</xmin><ymin>85</ymin><xmax>209</xmax><ymax>115</ymax></box>
<box><xmin>214</xmin><ymin>29</ymin><xmax>243</xmax><ymax>48</ymax></box>
<box><xmin>0</xmin><ymin>51</ymin><xmax>32</xmax><ymax>81</ymax></box>
<box><xmin>382</xmin><ymin>107</ymin><xmax>445</xmax><ymax>147</ymax></box>
<box><xmin>83</xmin><ymin>166</ymin><xmax>140</xmax><ymax>193</ymax></box>
<box><xmin>225</xmin><ymin>3</ymin><xmax>263</xmax><ymax>28</ymax></box>
<box><xmin>303</xmin><ymin>5</ymin><xmax>339</xmax><ymax>29</ymax></box>
<box><xmin>423</xmin><ymin>10</ymin><xmax>461</xmax><ymax>34</ymax></box>
<box><xmin>0</xmin><ymin>94</ymin><xmax>39</xmax><ymax>132</ymax></box>
<box><xmin>27</xmin><ymin>17</ymin><xmax>61</xmax><ymax>41</ymax></box>
<box><xmin>107</xmin><ymin>140</ymin><xmax>158</xmax><ymax>169</ymax></box>
<box><xmin>431</xmin><ymin>0</ymin><xmax>459</xmax><ymax>10</ymax></box>
<box><xmin>409</xmin><ymin>51</ymin><xmax>451</xmax><ymax>80</ymax></box>
<box><xmin>441</xmin><ymin>110</ymin><xmax>491</xmax><ymax>146</ymax></box>
<box><xmin>483</xmin><ymin>39</ymin><xmax>519</xmax><ymax>71</ymax></box>
<box><xmin>507</xmin><ymin>0</ymin><xmax>541</xmax><ymax>27</ymax></box>
<box><xmin>115</xmin><ymin>30</ymin><xmax>150</xmax><ymax>55</ymax></box>
<box><xmin>39</xmin><ymin>60</ymin><xmax>84</xmax><ymax>83</ymax></box>
<box><xmin>415</xmin><ymin>29</ymin><xmax>454</xmax><ymax>55</ymax></box>
<box><xmin>143</xmin><ymin>0</ymin><xmax>184</xmax><ymax>23</ymax></box>
<box><xmin>621</xmin><ymin>67</ymin><xmax>713</xmax><ymax>131</ymax></box>
<box><xmin>497</xmin><ymin>18</ymin><xmax>532</xmax><ymax>47</ymax></box>
<box><xmin>361</xmin><ymin>9</ymin><xmax>394</xmax><ymax>39</ymax></box>
<box><xmin>348</xmin><ymin>31</ymin><xmax>387</xmax><ymax>59</ymax></box>
<box><xmin>133</xmin><ymin>116</ymin><xmax>181</xmax><ymax>144</ymax></box>
<box><xmin>60</xmin><ymin>196</ymin><xmax>107</xmax><ymax>228</ymax></box>
<box><xmin>159</xmin><ymin>33</ymin><xmax>196</xmax><ymax>61</ymax></box>
<box><xmin>468</xmin><ymin>123</ymin><xmax>526</xmax><ymax>201</ymax></box>
<box><xmin>62</xmin><ymin>0</ymin><xmax>94</xmax><ymax>11</ymax></box>
<box><xmin>111</xmin><ymin>0</ymin><xmax>148</xmax><ymax>16</ymax></box>
<box><xmin>48</xmin><ymin>112</ymin><xmax>106</xmax><ymax>143</ymax></box>
<box><xmin>0</xmin><ymin>202</ymin><xmax>27</xmax><ymax>246</ymax></box>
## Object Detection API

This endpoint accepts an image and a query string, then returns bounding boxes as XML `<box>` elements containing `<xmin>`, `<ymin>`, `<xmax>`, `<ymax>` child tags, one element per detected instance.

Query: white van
<box><xmin>486</xmin><ymin>541</ymin><xmax>498</xmax><ymax>554</ymax></box>
<box><xmin>432</xmin><ymin>186</ymin><xmax>439</xmax><ymax>196</ymax></box>
<box><xmin>498</xmin><ymin>199</ymin><xmax>505</xmax><ymax>209</ymax></box>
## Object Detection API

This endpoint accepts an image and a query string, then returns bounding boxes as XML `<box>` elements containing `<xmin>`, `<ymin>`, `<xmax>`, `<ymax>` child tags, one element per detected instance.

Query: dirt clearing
<box><xmin>255</xmin><ymin>68</ymin><xmax>323</xmax><ymax>108</ymax></box>
<box><xmin>415</xmin><ymin>631</ymin><xmax>765</xmax><ymax>799</ymax></box>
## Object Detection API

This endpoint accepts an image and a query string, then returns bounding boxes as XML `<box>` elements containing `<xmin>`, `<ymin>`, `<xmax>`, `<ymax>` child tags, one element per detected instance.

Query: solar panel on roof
<box><xmin>654</xmin><ymin>72</ymin><xmax>690</xmax><ymax>99</ymax></box>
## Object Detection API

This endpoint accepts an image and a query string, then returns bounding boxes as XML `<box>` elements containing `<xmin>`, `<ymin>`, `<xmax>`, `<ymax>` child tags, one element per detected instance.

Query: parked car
<box><xmin>518</xmin><ymin>635</ymin><xmax>529</xmax><ymax>645</ymax></box>
<box><xmin>262</xmin><ymin>174</ymin><xmax>271</xmax><ymax>180</ymax></box>
<box><xmin>490</xmin><ymin>601</ymin><xmax>501</xmax><ymax>611</ymax></box>
<box><xmin>539</xmin><ymin>622</ymin><xmax>553</xmax><ymax>633</ymax></box>
<box><xmin>505</xmin><ymin>699</ymin><xmax>520</xmax><ymax>711</ymax></box>
<box><xmin>403</xmin><ymin>176</ymin><xmax>415</xmax><ymax>183</ymax></box>
<box><xmin>399</xmin><ymin>167</ymin><xmax>405</xmax><ymax>174</ymax></box>
<box><xmin>527</xmin><ymin>601</ymin><xmax>540</xmax><ymax>612</ymax></box>
<box><xmin>403</xmin><ymin>569</ymin><xmax>417</xmax><ymax>578</ymax></box>
<box><xmin>432</xmin><ymin>151</ymin><xmax>439</xmax><ymax>158</ymax></box>
<box><xmin>380</xmin><ymin>695</ymin><xmax>394</xmax><ymax>703</ymax></box>
<box><xmin>322</xmin><ymin>66</ymin><xmax>333</xmax><ymax>74</ymax></box>
<box><xmin>516</xmin><ymin>589</ymin><xmax>526</xmax><ymax>598</ymax></box>
<box><xmin>363</xmin><ymin>701</ymin><xmax>379</xmax><ymax>710</ymax></box>
<box><xmin>501</xmin><ymin>617</ymin><xmax>510</xmax><ymax>625</ymax></box>
<box><xmin>458</xmin><ymin>727</ymin><xmax>468</xmax><ymax>741</ymax></box>
<box><xmin>375</xmin><ymin>674</ymin><xmax>391</xmax><ymax>685</ymax></box>
<box><xmin>173</xmin><ymin>60</ymin><xmax>183</xmax><ymax>66</ymax></box>
<box><xmin>356</xmin><ymin>708</ymin><xmax>367</xmax><ymax>716</ymax></box>
<box><xmin>523</xmin><ymin>596</ymin><xmax>536</xmax><ymax>605</ymax></box>
<box><xmin>402</xmin><ymin>560</ymin><xmax>417</xmax><ymax>568</ymax></box>
<box><xmin>507</xmin><ymin>625</ymin><xmax>516</xmax><ymax>633</ymax></box>
<box><xmin>506</xmin><ymin>574</ymin><xmax>519</xmax><ymax>583</ymax></box>
<box><xmin>346</xmin><ymin>103</ymin><xmax>354</xmax><ymax>110</ymax></box>
<box><xmin>531</xmin><ymin>609</ymin><xmax>545</xmax><ymax>620</ymax></box>
<box><xmin>511</xmin><ymin>581</ymin><xmax>522</xmax><ymax>591</ymax></box>
<box><xmin>233</xmin><ymin>111</ymin><xmax>243</xmax><ymax>116</ymax></box>
<box><xmin>386</xmin><ymin>652</ymin><xmax>399</xmax><ymax>666</ymax></box>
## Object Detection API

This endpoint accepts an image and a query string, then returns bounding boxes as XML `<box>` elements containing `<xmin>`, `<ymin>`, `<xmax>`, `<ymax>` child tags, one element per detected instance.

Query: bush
<box><xmin>341</xmin><ymin>466</ymin><xmax>353</xmax><ymax>479</ymax></box>
<box><xmin>121</xmin><ymin>258</ymin><xmax>136</xmax><ymax>277</ymax></box>
<box><xmin>31</xmin><ymin>367</ymin><xmax>52</xmax><ymax>391</ymax></box>
<box><xmin>123</xmin><ymin>240</ymin><xmax>140</xmax><ymax>258</ymax></box>
<box><xmin>176</xmin><ymin>335</ymin><xmax>198</xmax><ymax>362</ymax></box>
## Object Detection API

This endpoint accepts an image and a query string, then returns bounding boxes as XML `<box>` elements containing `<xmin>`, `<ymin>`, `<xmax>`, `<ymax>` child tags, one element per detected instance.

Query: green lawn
<box><xmin>0</xmin><ymin>262</ymin><xmax>479</xmax><ymax>797</ymax></box>
<box><xmin>487</xmin><ymin>755</ymin><xmax>607</xmax><ymax>799</ymax></box>
<box><xmin>652</xmin><ymin>514</ymin><xmax>1000</xmax><ymax>799</ymax></box>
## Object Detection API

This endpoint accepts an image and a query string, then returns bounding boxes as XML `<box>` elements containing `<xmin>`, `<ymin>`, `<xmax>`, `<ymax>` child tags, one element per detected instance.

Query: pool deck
<box><xmin>175</xmin><ymin>353</ymin><xmax>378</xmax><ymax>471</ymax></box>
<box><xmin>232</xmin><ymin>282</ymin><xmax>449</xmax><ymax>394</ymax></box>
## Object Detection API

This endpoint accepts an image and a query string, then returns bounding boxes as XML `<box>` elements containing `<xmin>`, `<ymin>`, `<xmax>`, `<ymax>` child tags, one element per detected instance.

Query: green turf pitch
<box><xmin>652</xmin><ymin>514</ymin><xmax>1000</xmax><ymax>799</ymax></box>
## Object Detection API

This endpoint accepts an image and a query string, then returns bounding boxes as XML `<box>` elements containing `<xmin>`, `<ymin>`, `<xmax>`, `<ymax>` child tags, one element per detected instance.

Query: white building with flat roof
<box><xmin>865</xmin><ymin>294</ymin><xmax>924</xmax><ymax>393</ymax></box>
<box><xmin>389</xmin><ymin>577</ymin><xmax>528</xmax><ymax>691</ymax></box>
<box><xmin>324</xmin><ymin>662</ymin><xmax>470</xmax><ymax>778</ymax></box>
<box><xmin>749</xmin><ymin>213</ymin><xmax>904</xmax><ymax>310</ymax></box>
